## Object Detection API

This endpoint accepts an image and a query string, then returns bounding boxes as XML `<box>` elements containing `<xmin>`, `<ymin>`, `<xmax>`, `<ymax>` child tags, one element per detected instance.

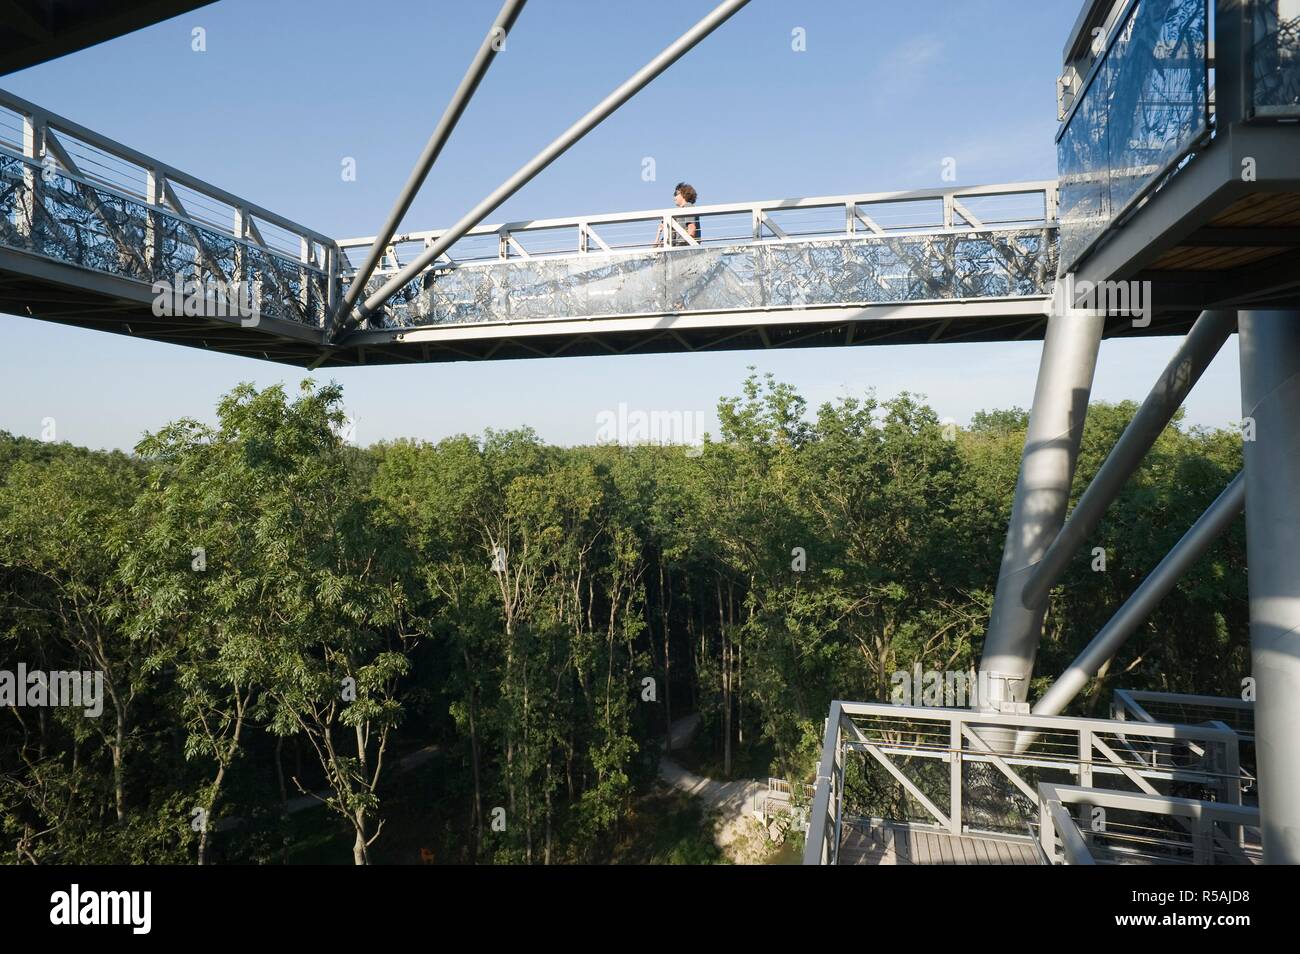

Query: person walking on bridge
<box><xmin>656</xmin><ymin>182</ymin><xmax>701</xmax><ymax>247</ymax></box>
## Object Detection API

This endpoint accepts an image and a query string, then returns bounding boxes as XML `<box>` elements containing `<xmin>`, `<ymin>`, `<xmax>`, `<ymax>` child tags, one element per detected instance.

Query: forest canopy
<box><xmin>0</xmin><ymin>374</ymin><xmax>1247</xmax><ymax>864</ymax></box>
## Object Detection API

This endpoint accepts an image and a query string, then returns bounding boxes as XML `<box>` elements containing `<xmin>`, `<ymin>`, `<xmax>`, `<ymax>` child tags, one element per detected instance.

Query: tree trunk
<box><xmin>660</xmin><ymin>560</ymin><xmax>672</xmax><ymax>748</ymax></box>
<box><xmin>463</xmin><ymin>647</ymin><xmax>483</xmax><ymax>861</ymax></box>
<box><xmin>544</xmin><ymin>758</ymin><xmax>553</xmax><ymax>866</ymax></box>
<box><xmin>275</xmin><ymin>735</ymin><xmax>288</xmax><ymax>807</ymax></box>
<box><xmin>723</xmin><ymin>637</ymin><xmax>732</xmax><ymax>778</ymax></box>
<box><xmin>275</xmin><ymin>734</ymin><xmax>290</xmax><ymax>864</ymax></box>
<box><xmin>112</xmin><ymin>706</ymin><xmax>127</xmax><ymax>824</ymax></box>
<box><xmin>352</xmin><ymin>810</ymin><xmax>369</xmax><ymax>865</ymax></box>
<box><xmin>197</xmin><ymin>760</ymin><xmax>227</xmax><ymax>867</ymax></box>
<box><xmin>718</xmin><ymin>580</ymin><xmax>731</xmax><ymax>778</ymax></box>
<box><xmin>739</xmin><ymin>594</ymin><xmax>748</xmax><ymax>747</ymax></box>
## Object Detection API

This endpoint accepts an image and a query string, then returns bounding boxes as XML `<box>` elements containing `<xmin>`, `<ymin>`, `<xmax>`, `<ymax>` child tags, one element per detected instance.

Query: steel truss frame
<box><xmin>803</xmin><ymin>699</ymin><xmax>1242</xmax><ymax>865</ymax></box>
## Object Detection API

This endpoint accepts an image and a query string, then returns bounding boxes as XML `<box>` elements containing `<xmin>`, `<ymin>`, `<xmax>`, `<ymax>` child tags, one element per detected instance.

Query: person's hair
<box><xmin>674</xmin><ymin>182</ymin><xmax>697</xmax><ymax>204</ymax></box>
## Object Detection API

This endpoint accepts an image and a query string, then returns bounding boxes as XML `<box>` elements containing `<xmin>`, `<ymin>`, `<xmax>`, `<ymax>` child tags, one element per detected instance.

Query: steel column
<box><xmin>1021</xmin><ymin>310</ymin><xmax>1237</xmax><ymax>608</ymax></box>
<box><xmin>1239</xmin><ymin>311</ymin><xmax>1300</xmax><ymax>865</ymax></box>
<box><xmin>978</xmin><ymin>307</ymin><xmax>1105</xmax><ymax>710</ymax></box>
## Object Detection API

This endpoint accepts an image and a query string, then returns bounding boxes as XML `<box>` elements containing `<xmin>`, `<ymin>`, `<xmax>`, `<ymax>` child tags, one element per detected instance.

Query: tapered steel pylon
<box><xmin>978</xmin><ymin>294</ymin><xmax>1104</xmax><ymax>712</ymax></box>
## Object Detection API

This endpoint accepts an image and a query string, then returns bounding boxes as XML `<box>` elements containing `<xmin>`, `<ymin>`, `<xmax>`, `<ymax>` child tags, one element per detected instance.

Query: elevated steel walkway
<box><xmin>0</xmin><ymin>88</ymin><xmax>334</xmax><ymax>365</ymax></box>
<box><xmin>805</xmin><ymin>697</ymin><xmax>1258</xmax><ymax>866</ymax></box>
<box><xmin>1056</xmin><ymin>0</ymin><xmax>1300</xmax><ymax>312</ymax></box>
<box><xmin>338</xmin><ymin>182</ymin><xmax>1066</xmax><ymax>363</ymax></box>
<box><xmin>839</xmin><ymin>820</ymin><xmax>1042</xmax><ymax>865</ymax></box>
<box><xmin>3</xmin><ymin>0</ymin><xmax>1299</xmax><ymax>866</ymax></box>
<box><xmin>0</xmin><ymin>86</ymin><xmax>1070</xmax><ymax>366</ymax></box>
<box><xmin>1</xmin><ymin>88</ymin><xmax>1202</xmax><ymax>368</ymax></box>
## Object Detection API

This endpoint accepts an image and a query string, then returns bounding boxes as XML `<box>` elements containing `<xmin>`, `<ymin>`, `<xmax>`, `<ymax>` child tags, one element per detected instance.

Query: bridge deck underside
<box><xmin>1135</xmin><ymin>188</ymin><xmax>1300</xmax><ymax>311</ymax></box>
<box><xmin>0</xmin><ymin>270</ymin><xmax>1200</xmax><ymax>367</ymax></box>
<box><xmin>0</xmin><ymin>251</ymin><xmax>329</xmax><ymax>366</ymax></box>
<box><xmin>341</xmin><ymin>312</ymin><xmax>1199</xmax><ymax>366</ymax></box>
<box><xmin>1065</xmin><ymin>125</ymin><xmax>1300</xmax><ymax>313</ymax></box>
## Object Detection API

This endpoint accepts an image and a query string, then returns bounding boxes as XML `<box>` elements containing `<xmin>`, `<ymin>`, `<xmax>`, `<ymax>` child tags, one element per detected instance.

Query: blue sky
<box><xmin>0</xmin><ymin>0</ymin><xmax>1241</xmax><ymax>451</ymax></box>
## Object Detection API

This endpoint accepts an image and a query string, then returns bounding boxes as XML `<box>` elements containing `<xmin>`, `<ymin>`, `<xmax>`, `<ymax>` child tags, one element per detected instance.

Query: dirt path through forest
<box><xmin>657</xmin><ymin>714</ymin><xmax>771</xmax><ymax>862</ymax></box>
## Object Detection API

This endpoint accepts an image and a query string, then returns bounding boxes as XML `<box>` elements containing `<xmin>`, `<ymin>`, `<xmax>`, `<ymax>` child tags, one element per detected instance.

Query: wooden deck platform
<box><xmin>839</xmin><ymin>820</ymin><xmax>1042</xmax><ymax>865</ymax></box>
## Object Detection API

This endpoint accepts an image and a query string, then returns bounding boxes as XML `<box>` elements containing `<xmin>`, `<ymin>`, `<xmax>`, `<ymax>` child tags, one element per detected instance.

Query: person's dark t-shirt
<box><xmin>670</xmin><ymin>208</ymin><xmax>702</xmax><ymax>246</ymax></box>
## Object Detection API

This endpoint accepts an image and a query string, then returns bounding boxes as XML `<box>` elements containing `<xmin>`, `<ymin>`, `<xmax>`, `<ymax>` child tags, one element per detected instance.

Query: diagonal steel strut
<box><xmin>332</xmin><ymin>0</ymin><xmax>753</xmax><ymax>343</ymax></box>
<box><xmin>326</xmin><ymin>0</ymin><xmax>528</xmax><ymax>341</ymax></box>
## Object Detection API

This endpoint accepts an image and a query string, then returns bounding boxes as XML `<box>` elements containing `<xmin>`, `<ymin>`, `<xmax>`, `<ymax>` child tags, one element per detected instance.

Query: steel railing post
<box><xmin>326</xmin><ymin>244</ymin><xmax>339</xmax><ymax>317</ymax></box>
<box><xmin>144</xmin><ymin>168</ymin><xmax>163</xmax><ymax>278</ymax></box>
<box><xmin>1038</xmin><ymin>795</ymin><xmax>1056</xmax><ymax>863</ymax></box>
<box><xmin>833</xmin><ymin>726</ymin><xmax>844</xmax><ymax>865</ymax></box>
<box><xmin>1078</xmin><ymin>727</ymin><xmax>1094</xmax><ymax>848</ymax></box>
<box><xmin>19</xmin><ymin>111</ymin><xmax>44</xmax><ymax>243</ymax></box>
<box><xmin>950</xmin><ymin>716</ymin><xmax>962</xmax><ymax>835</ymax></box>
<box><xmin>300</xmin><ymin>236</ymin><xmax>311</xmax><ymax>313</ymax></box>
<box><xmin>233</xmin><ymin>207</ymin><xmax>246</xmax><ymax>288</ymax></box>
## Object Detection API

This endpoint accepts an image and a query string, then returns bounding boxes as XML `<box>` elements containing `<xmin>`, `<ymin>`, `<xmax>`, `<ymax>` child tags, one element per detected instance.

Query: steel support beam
<box><xmin>1022</xmin><ymin>310</ymin><xmax>1237</xmax><ymax>608</ymax></box>
<box><xmin>343</xmin><ymin>0</ymin><xmax>752</xmax><ymax>336</ymax></box>
<box><xmin>1239</xmin><ymin>311</ymin><xmax>1300</xmax><ymax>865</ymax></box>
<box><xmin>329</xmin><ymin>0</ymin><xmax>527</xmax><ymax>336</ymax></box>
<box><xmin>978</xmin><ymin>307</ymin><xmax>1105</xmax><ymax>711</ymax></box>
<box><xmin>1031</xmin><ymin>472</ymin><xmax>1245</xmax><ymax>719</ymax></box>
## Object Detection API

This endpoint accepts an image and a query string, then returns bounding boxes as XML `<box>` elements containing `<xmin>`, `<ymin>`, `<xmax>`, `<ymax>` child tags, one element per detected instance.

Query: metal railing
<box><xmin>1113</xmin><ymin>688</ymin><xmax>1257</xmax><ymax>796</ymax></box>
<box><xmin>340</xmin><ymin>182</ymin><xmax>1057</xmax><ymax>265</ymax></box>
<box><xmin>338</xmin><ymin>183</ymin><xmax>1059</xmax><ymax>330</ymax></box>
<box><xmin>1251</xmin><ymin>0</ymin><xmax>1300</xmax><ymax>117</ymax></box>
<box><xmin>0</xmin><ymin>87</ymin><xmax>335</xmax><ymax>328</ymax></box>
<box><xmin>0</xmin><ymin>83</ymin><xmax>1060</xmax><ymax>339</ymax></box>
<box><xmin>1113</xmin><ymin>689</ymin><xmax>1255</xmax><ymax>743</ymax></box>
<box><xmin>803</xmin><ymin>701</ymin><xmax>851</xmax><ymax>865</ymax></box>
<box><xmin>1055</xmin><ymin>0</ymin><xmax>1210</xmax><ymax>272</ymax></box>
<box><xmin>763</xmin><ymin>777</ymin><xmax>814</xmax><ymax>827</ymax></box>
<box><xmin>803</xmin><ymin>699</ymin><xmax>1241</xmax><ymax>864</ymax></box>
<box><xmin>1038</xmin><ymin>782</ymin><xmax>1261</xmax><ymax>864</ymax></box>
